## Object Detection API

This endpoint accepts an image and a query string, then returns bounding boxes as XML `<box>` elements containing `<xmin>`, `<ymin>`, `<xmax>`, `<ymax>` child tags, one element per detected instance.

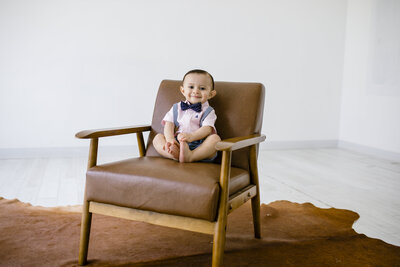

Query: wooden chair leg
<box><xmin>249</xmin><ymin>145</ymin><xmax>261</xmax><ymax>239</ymax></box>
<box><xmin>78</xmin><ymin>200</ymin><xmax>92</xmax><ymax>265</ymax></box>
<box><xmin>212</xmin><ymin>211</ymin><xmax>228</xmax><ymax>267</ymax></box>
<box><xmin>212</xmin><ymin>150</ymin><xmax>231</xmax><ymax>267</ymax></box>
<box><xmin>251</xmin><ymin>195</ymin><xmax>261</xmax><ymax>239</ymax></box>
<box><xmin>79</xmin><ymin>138</ymin><xmax>97</xmax><ymax>265</ymax></box>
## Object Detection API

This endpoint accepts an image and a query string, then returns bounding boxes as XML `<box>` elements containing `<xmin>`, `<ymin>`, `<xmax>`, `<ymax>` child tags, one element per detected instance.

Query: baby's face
<box><xmin>180</xmin><ymin>73</ymin><xmax>216</xmax><ymax>104</ymax></box>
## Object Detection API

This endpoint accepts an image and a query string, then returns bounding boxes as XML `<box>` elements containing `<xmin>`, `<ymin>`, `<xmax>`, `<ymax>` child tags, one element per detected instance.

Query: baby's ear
<box><xmin>208</xmin><ymin>90</ymin><xmax>217</xmax><ymax>99</ymax></box>
<box><xmin>180</xmin><ymin>86</ymin><xmax>185</xmax><ymax>95</ymax></box>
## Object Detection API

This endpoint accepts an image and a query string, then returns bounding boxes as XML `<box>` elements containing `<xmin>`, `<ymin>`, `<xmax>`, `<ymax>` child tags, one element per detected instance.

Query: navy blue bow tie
<box><xmin>180</xmin><ymin>101</ymin><xmax>202</xmax><ymax>112</ymax></box>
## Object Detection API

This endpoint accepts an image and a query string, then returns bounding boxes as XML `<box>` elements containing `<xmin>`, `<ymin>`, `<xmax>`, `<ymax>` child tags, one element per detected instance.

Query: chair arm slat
<box><xmin>75</xmin><ymin>125</ymin><xmax>151</xmax><ymax>139</ymax></box>
<box><xmin>215</xmin><ymin>134</ymin><xmax>266</xmax><ymax>151</ymax></box>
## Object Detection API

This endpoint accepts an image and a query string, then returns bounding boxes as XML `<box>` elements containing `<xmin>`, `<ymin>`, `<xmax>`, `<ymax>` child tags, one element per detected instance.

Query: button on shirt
<box><xmin>162</xmin><ymin>101</ymin><xmax>217</xmax><ymax>134</ymax></box>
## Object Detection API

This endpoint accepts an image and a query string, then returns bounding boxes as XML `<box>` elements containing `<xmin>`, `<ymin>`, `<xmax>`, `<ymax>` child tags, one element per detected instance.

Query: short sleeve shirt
<box><xmin>162</xmin><ymin>101</ymin><xmax>217</xmax><ymax>134</ymax></box>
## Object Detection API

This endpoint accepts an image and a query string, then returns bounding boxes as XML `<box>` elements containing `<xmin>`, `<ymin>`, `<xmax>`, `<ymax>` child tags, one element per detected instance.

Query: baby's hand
<box><xmin>177</xmin><ymin>133</ymin><xmax>193</xmax><ymax>143</ymax></box>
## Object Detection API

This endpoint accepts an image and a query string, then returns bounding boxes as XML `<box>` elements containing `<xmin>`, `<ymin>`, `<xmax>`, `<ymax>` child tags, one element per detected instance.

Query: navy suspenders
<box><xmin>173</xmin><ymin>103</ymin><xmax>179</xmax><ymax>127</ymax></box>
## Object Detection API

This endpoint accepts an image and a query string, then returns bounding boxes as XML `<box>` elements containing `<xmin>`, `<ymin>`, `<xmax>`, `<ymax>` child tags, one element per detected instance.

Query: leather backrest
<box><xmin>145</xmin><ymin>80</ymin><xmax>265</xmax><ymax>170</ymax></box>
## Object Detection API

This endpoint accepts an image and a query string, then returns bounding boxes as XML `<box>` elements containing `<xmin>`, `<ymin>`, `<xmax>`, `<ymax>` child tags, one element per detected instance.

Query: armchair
<box><xmin>76</xmin><ymin>80</ymin><xmax>265</xmax><ymax>266</ymax></box>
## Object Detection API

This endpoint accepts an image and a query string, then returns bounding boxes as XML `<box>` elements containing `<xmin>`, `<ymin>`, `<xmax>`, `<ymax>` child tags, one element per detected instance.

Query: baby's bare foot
<box><xmin>163</xmin><ymin>142</ymin><xmax>179</xmax><ymax>161</ymax></box>
<box><xmin>169</xmin><ymin>143</ymin><xmax>180</xmax><ymax>160</ymax></box>
<box><xmin>179</xmin><ymin>142</ymin><xmax>192</xmax><ymax>163</ymax></box>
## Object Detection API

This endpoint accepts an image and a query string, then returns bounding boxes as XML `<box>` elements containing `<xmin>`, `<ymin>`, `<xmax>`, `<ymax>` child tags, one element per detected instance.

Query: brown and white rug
<box><xmin>0</xmin><ymin>197</ymin><xmax>399</xmax><ymax>266</ymax></box>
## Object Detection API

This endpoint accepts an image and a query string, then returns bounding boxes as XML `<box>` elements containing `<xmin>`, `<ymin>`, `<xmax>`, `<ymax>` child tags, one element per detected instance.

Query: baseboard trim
<box><xmin>338</xmin><ymin>141</ymin><xmax>400</xmax><ymax>161</ymax></box>
<box><xmin>0</xmin><ymin>145</ymin><xmax>138</xmax><ymax>159</ymax></box>
<box><xmin>0</xmin><ymin>141</ymin><xmax>337</xmax><ymax>159</ymax></box>
<box><xmin>1</xmin><ymin>140</ymin><xmax>399</xmax><ymax>162</ymax></box>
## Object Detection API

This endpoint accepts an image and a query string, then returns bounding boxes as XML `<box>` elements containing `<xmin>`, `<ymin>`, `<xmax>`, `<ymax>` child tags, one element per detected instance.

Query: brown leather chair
<box><xmin>76</xmin><ymin>80</ymin><xmax>265</xmax><ymax>266</ymax></box>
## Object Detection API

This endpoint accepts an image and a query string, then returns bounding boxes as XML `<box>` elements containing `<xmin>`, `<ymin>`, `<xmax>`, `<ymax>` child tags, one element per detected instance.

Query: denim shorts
<box><xmin>187</xmin><ymin>139</ymin><xmax>204</xmax><ymax>151</ymax></box>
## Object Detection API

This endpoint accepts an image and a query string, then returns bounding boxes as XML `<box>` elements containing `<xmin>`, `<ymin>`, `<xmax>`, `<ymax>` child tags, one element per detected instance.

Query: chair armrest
<box><xmin>75</xmin><ymin>125</ymin><xmax>151</xmax><ymax>139</ymax></box>
<box><xmin>215</xmin><ymin>134</ymin><xmax>266</xmax><ymax>151</ymax></box>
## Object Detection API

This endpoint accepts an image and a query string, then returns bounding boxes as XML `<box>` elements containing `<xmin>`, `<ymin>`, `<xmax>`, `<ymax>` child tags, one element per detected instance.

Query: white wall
<box><xmin>0</xmin><ymin>0</ymin><xmax>347</xmax><ymax>150</ymax></box>
<box><xmin>340</xmin><ymin>0</ymin><xmax>400</xmax><ymax>154</ymax></box>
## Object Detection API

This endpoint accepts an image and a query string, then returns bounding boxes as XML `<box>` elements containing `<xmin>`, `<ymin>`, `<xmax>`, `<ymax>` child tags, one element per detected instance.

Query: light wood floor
<box><xmin>0</xmin><ymin>148</ymin><xmax>399</xmax><ymax>246</ymax></box>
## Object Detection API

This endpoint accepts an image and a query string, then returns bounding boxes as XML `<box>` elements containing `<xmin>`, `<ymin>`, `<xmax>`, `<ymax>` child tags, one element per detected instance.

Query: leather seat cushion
<box><xmin>86</xmin><ymin>157</ymin><xmax>250</xmax><ymax>221</ymax></box>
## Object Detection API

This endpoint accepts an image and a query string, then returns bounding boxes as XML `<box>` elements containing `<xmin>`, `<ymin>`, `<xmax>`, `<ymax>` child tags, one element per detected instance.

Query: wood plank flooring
<box><xmin>0</xmin><ymin>148</ymin><xmax>399</xmax><ymax>246</ymax></box>
<box><xmin>259</xmin><ymin>148</ymin><xmax>400</xmax><ymax>246</ymax></box>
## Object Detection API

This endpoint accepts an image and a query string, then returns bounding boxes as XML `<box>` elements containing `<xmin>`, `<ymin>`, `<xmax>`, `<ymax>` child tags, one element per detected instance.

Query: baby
<box><xmin>153</xmin><ymin>69</ymin><xmax>221</xmax><ymax>163</ymax></box>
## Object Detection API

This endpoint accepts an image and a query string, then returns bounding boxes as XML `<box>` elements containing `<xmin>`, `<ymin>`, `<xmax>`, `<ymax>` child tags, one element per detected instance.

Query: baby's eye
<box><xmin>189</xmin><ymin>86</ymin><xmax>194</xmax><ymax>89</ymax></box>
<box><xmin>200</xmin><ymin>87</ymin><xmax>206</xmax><ymax>90</ymax></box>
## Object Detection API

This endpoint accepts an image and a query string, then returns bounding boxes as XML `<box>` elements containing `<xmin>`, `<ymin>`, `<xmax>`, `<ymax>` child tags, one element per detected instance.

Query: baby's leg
<box><xmin>180</xmin><ymin>134</ymin><xmax>221</xmax><ymax>163</ymax></box>
<box><xmin>153</xmin><ymin>133</ymin><xmax>179</xmax><ymax>160</ymax></box>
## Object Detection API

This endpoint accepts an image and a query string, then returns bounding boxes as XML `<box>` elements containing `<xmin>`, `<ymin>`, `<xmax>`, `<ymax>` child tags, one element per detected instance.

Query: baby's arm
<box><xmin>164</xmin><ymin>121</ymin><xmax>176</xmax><ymax>143</ymax></box>
<box><xmin>177</xmin><ymin>126</ymin><xmax>213</xmax><ymax>143</ymax></box>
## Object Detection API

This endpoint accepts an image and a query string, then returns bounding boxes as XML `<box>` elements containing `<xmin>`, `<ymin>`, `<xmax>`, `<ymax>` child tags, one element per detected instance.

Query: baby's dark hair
<box><xmin>182</xmin><ymin>69</ymin><xmax>215</xmax><ymax>90</ymax></box>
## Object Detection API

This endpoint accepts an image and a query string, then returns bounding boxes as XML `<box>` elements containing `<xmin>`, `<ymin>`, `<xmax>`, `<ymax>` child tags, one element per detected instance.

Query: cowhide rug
<box><xmin>0</xmin><ymin>197</ymin><xmax>399</xmax><ymax>266</ymax></box>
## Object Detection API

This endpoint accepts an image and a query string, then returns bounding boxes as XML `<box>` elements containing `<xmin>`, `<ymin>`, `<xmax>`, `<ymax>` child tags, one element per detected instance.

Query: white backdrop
<box><xmin>339</xmin><ymin>0</ymin><xmax>400</xmax><ymax>154</ymax></box>
<box><xmin>0</xmin><ymin>1</ymin><xmax>362</xmax><ymax>151</ymax></box>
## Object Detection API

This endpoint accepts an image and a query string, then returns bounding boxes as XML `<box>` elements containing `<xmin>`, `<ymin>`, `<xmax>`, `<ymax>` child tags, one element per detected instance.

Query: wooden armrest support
<box><xmin>215</xmin><ymin>134</ymin><xmax>266</xmax><ymax>151</ymax></box>
<box><xmin>75</xmin><ymin>125</ymin><xmax>151</xmax><ymax>139</ymax></box>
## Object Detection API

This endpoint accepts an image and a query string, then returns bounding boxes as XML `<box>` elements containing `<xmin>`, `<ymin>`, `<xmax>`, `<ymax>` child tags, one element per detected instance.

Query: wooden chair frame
<box><xmin>76</xmin><ymin>125</ymin><xmax>266</xmax><ymax>266</ymax></box>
